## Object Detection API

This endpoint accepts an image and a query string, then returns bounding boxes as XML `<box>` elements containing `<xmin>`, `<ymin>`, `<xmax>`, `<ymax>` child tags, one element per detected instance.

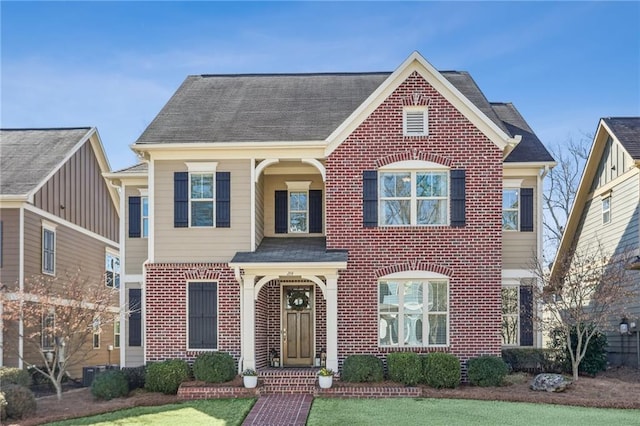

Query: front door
<box><xmin>282</xmin><ymin>285</ymin><xmax>314</xmax><ymax>366</ymax></box>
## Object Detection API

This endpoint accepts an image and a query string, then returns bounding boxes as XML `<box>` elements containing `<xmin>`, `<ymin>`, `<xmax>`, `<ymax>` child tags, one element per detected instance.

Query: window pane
<box><xmin>503</xmin><ymin>189</ymin><xmax>519</xmax><ymax>209</ymax></box>
<box><xmin>404</xmin><ymin>314</ymin><xmax>423</xmax><ymax>345</ymax></box>
<box><xmin>502</xmin><ymin>316</ymin><xmax>519</xmax><ymax>345</ymax></box>
<box><xmin>191</xmin><ymin>174</ymin><xmax>214</xmax><ymax>199</ymax></box>
<box><xmin>289</xmin><ymin>212</ymin><xmax>307</xmax><ymax>233</ymax></box>
<box><xmin>417</xmin><ymin>199</ymin><xmax>447</xmax><ymax>225</ymax></box>
<box><xmin>290</xmin><ymin>192</ymin><xmax>307</xmax><ymax>211</ymax></box>
<box><xmin>403</xmin><ymin>282</ymin><xmax>422</xmax><ymax>310</ymax></box>
<box><xmin>502</xmin><ymin>211</ymin><xmax>518</xmax><ymax>230</ymax></box>
<box><xmin>191</xmin><ymin>201</ymin><xmax>214</xmax><ymax>226</ymax></box>
<box><xmin>428</xmin><ymin>314</ymin><xmax>447</xmax><ymax>344</ymax></box>
<box><xmin>417</xmin><ymin>172</ymin><xmax>447</xmax><ymax>197</ymax></box>
<box><xmin>502</xmin><ymin>287</ymin><xmax>518</xmax><ymax>315</ymax></box>
<box><xmin>379</xmin><ymin>281</ymin><xmax>399</xmax><ymax>346</ymax></box>
<box><xmin>381</xmin><ymin>200</ymin><xmax>410</xmax><ymax>225</ymax></box>
<box><xmin>428</xmin><ymin>282</ymin><xmax>447</xmax><ymax>312</ymax></box>
<box><xmin>142</xmin><ymin>218</ymin><xmax>149</xmax><ymax>237</ymax></box>
<box><xmin>380</xmin><ymin>173</ymin><xmax>411</xmax><ymax>197</ymax></box>
<box><xmin>142</xmin><ymin>197</ymin><xmax>149</xmax><ymax>216</ymax></box>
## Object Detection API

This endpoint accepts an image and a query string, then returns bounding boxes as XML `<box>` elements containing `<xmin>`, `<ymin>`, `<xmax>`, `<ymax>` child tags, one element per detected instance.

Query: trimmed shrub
<box><xmin>0</xmin><ymin>367</ymin><xmax>31</xmax><ymax>387</ymax></box>
<box><xmin>122</xmin><ymin>365</ymin><xmax>147</xmax><ymax>390</ymax></box>
<box><xmin>192</xmin><ymin>352</ymin><xmax>236</xmax><ymax>383</ymax></box>
<box><xmin>422</xmin><ymin>353</ymin><xmax>460</xmax><ymax>389</ymax></box>
<box><xmin>501</xmin><ymin>348</ymin><xmax>561</xmax><ymax>373</ymax></box>
<box><xmin>2</xmin><ymin>384</ymin><xmax>36</xmax><ymax>420</ymax></box>
<box><xmin>467</xmin><ymin>355</ymin><xmax>509</xmax><ymax>387</ymax></box>
<box><xmin>91</xmin><ymin>370</ymin><xmax>129</xmax><ymax>400</ymax></box>
<box><xmin>145</xmin><ymin>359</ymin><xmax>191</xmax><ymax>395</ymax></box>
<box><xmin>550</xmin><ymin>325</ymin><xmax>608</xmax><ymax>376</ymax></box>
<box><xmin>341</xmin><ymin>355</ymin><xmax>384</xmax><ymax>383</ymax></box>
<box><xmin>386</xmin><ymin>352</ymin><xmax>422</xmax><ymax>386</ymax></box>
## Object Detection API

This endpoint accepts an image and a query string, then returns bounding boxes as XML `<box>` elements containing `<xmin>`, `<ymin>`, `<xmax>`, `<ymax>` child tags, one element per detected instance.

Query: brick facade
<box><xmin>326</xmin><ymin>71</ymin><xmax>503</xmax><ymax>365</ymax></box>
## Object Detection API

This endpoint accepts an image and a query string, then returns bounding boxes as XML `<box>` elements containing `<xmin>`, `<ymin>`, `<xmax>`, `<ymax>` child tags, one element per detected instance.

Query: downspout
<box><xmin>109</xmin><ymin>179</ymin><xmax>126</xmax><ymax>368</ymax></box>
<box><xmin>234</xmin><ymin>266</ymin><xmax>244</xmax><ymax>373</ymax></box>
<box><xmin>536</xmin><ymin>165</ymin><xmax>550</xmax><ymax>348</ymax></box>
<box><xmin>18</xmin><ymin>205</ymin><xmax>25</xmax><ymax>368</ymax></box>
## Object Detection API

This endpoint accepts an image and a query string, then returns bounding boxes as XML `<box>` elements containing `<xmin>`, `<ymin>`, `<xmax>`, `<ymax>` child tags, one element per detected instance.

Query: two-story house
<box><xmin>0</xmin><ymin>127</ymin><xmax>121</xmax><ymax>378</ymax></box>
<box><xmin>110</xmin><ymin>52</ymin><xmax>554</xmax><ymax>375</ymax></box>
<box><xmin>553</xmin><ymin>117</ymin><xmax>639</xmax><ymax>368</ymax></box>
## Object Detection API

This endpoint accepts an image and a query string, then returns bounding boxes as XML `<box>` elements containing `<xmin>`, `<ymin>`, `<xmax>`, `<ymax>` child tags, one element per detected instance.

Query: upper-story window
<box><xmin>190</xmin><ymin>173</ymin><xmax>215</xmax><ymax>227</ymax></box>
<box><xmin>502</xmin><ymin>189</ymin><xmax>520</xmax><ymax>231</ymax></box>
<box><xmin>141</xmin><ymin>196</ymin><xmax>149</xmax><ymax>237</ymax></box>
<box><xmin>42</xmin><ymin>221</ymin><xmax>56</xmax><ymax>275</ymax></box>
<box><xmin>602</xmin><ymin>194</ymin><xmax>611</xmax><ymax>224</ymax></box>
<box><xmin>105</xmin><ymin>251</ymin><xmax>120</xmax><ymax>289</ymax></box>
<box><xmin>289</xmin><ymin>192</ymin><xmax>308</xmax><ymax>232</ymax></box>
<box><xmin>42</xmin><ymin>309</ymin><xmax>55</xmax><ymax>350</ymax></box>
<box><xmin>403</xmin><ymin>106</ymin><xmax>428</xmax><ymax>136</ymax></box>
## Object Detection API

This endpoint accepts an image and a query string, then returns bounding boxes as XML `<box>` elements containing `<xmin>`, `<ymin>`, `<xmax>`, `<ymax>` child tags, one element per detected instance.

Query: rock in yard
<box><xmin>530</xmin><ymin>373</ymin><xmax>572</xmax><ymax>392</ymax></box>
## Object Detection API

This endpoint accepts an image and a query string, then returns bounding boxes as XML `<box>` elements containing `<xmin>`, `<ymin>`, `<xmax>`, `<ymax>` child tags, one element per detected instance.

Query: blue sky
<box><xmin>2</xmin><ymin>1</ymin><xmax>639</xmax><ymax>171</ymax></box>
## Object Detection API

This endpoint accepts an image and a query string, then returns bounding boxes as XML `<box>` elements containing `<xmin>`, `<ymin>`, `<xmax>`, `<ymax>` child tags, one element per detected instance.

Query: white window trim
<box><xmin>186</xmin><ymin>280</ymin><xmax>219</xmax><ymax>351</ymax></box>
<box><xmin>602</xmin><ymin>194</ymin><xmax>611</xmax><ymax>225</ymax></box>
<box><xmin>378</xmin><ymin>277</ymin><xmax>450</xmax><ymax>348</ymax></box>
<box><xmin>188</xmin><ymin>171</ymin><xmax>216</xmax><ymax>228</ymax></box>
<box><xmin>141</xmin><ymin>196</ymin><xmax>149</xmax><ymax>238</ymax></box>
<box><xmin>501</xmin><ymin>282</ymin><xmax>520</xmax><ymax>347</ymax></box>
<box><xmin>403</xmin><ymin>106</ymin><xmax>428</xmax><ymax>136</ymax></box>
<box><xmin>378</xmin><ymin>169</ymin><xmax>450</xmax><ymax>226</ymax></box>
<box><xmin>105</xmin><ymin>248</ymin><xmax>120</xmax><ymax>289</ymax></box>
<box><xmin>502</xmin><ymin>188</ymin><xmax>520</xmax><ymax>232</ymax></box>
<box><xmin>93</xmin><ymin>317</ymin><xmax>101</xmax><ymax>349</ymax></box>
<box><xmin>42</xmin><ymin>221</ymin><xmax>57</xmax><ymax>276</ymax></box>
<box><xmin>41</xmin><ymin>309</ymin><xmax>55</xmax><ymax>351</ymax></box>
<box><xmin>114</xmin><ymin>317</ymin><xmax>121</xmax><ymax>349</ymax></box>
<box><xmin>286</xmin><ymin>181</ymin><xmax>312</xmax><ymax>234</ymax></box>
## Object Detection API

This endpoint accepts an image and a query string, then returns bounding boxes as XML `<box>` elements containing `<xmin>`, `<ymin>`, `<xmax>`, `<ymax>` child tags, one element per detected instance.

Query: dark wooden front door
<box><xmin>282</xmin><ymin>285</ymin><xmax>313</xmax><ymax>366</ymax></box>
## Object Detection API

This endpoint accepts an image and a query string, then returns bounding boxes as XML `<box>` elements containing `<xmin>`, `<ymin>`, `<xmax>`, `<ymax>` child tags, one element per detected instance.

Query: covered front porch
<box><xmin>230</xmin><ymin>237</ymin><xmax>347</xmax><ymax>373</ymax></box>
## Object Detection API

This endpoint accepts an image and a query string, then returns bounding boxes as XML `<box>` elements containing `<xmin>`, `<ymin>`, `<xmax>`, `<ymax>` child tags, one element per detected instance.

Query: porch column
<box><xmin>242</xmin><ymin>274</ymin><xmax>256</xmax><ymax>370</ymax></box>
<box><xmin>325</xmin><ymin>275</ymin><xmax>339</xmax><ymax>372</ymax></box>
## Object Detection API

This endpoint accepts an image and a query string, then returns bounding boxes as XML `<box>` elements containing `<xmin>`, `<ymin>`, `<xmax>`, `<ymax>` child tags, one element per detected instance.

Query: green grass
<box><xmin>45</xmin><ymin>398</ymin><xmax>255</xmax><ymax>426</ymax></box>
<box><xmin>307</xmin><ymin>398</ymin><xmax>640</xmax><ymax>426</ymax></box>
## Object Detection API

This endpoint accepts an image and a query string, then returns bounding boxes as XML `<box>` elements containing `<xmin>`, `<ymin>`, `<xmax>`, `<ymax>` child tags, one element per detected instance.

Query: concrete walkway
<box><xmin>242</xmin><ymin>394</ymin><xmax>313</xmax><ymax>426</ymax></box>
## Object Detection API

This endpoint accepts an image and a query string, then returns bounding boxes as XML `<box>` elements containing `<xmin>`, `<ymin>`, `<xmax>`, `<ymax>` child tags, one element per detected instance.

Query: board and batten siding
<box><xmin>502</xmin><ymin>176</ymin><xmax>538</xmax><ymax>269</ymax></box>
<box><xmin>33</xmin><ymin>140</ymin><xmax>119</xmax><ymax>243</ymax></box>
<box><xmin>124</xmin><ymin>186</ymin><xmax>148</xmax><ymax>275</ymax></box>
<box><xmin>153</xmin><ymin>159</ymin><xmax>252</xmax><ymax>263</ymax></box>
<box><xmin>0</xmin><ymin>208</ymin><xmax>20</xmax><ymax>290</ymax></box>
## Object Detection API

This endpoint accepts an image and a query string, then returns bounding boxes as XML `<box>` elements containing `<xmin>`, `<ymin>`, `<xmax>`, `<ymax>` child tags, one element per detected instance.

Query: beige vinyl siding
<box><xmin>255</xmin><ymin>173</ymin><xmax>265</xmax><ymax>248</ymax></box>
<box><xmin>125</xmin><ymin>187</ymin><xmax>148</xmax><ymax>275</ymax></box>
<box><xmin>124</xmin><ymin>282</ymin><xmax>144</xmax><ymax>367</ymax></box>
<box><xmin>154</xmin><ymin>159</ymin><xmax>252</xmax><ymax>263</ymax></box>
<box><xmin>0</xmin><ymin>208</ymin><xmax>20</xmax><ymax>290</ymax></box>
<box><xmin>33</xmin><ymin>140</ymin><xmax>119</xmax><ymax>242</ymax></box>
<box><xmin>502</xmin><ymin>176</ymin><xmax>538</xmax><ymax>269</ymax></box>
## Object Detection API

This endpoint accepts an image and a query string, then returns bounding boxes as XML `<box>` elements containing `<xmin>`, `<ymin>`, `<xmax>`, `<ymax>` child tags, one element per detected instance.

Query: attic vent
<box><xmin>403</xmin><ymin>107</ymin><xmax>428</xmax><ymax>136</ymax></box>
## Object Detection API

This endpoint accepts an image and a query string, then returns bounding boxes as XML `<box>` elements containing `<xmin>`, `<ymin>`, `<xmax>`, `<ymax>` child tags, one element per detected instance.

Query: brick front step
<box><xmin>260</xmin><ymin>367</ymin><xmax>320</xmax><ymax>394</ymax></box>
<box><xmin>178</xmin><ymin>382</ymin><xmax>259</xmax><ymax>400</ymax></box>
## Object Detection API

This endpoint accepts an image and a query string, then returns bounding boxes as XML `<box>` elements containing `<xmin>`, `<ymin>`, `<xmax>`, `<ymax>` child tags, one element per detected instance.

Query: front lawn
<box><xmin>45</xmin><ymin>398</ymin><xmax>255</xmax><ymax>426</ymax></box>
<box><xmin>307</xmin><ymin>398</ymin><xmax>640</xmax><ymax>426</ymax></box>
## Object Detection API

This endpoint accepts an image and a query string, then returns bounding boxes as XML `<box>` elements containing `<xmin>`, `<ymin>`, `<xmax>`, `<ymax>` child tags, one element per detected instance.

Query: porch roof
<box><xmin>230</xmin><ymin>237</ymin><xmax>348</xmax><ymax>264</ymax></box>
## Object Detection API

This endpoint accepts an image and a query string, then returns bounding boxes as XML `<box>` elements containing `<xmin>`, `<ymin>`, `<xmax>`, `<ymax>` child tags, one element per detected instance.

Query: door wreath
<box><xmin>288</xmin><ymin>289</ymin><xmax>309</xmax><ymax>310</ymax></box>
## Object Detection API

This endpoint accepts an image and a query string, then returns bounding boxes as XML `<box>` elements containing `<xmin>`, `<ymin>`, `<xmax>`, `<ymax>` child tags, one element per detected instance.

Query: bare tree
<box><xmin>2</xmin><ymin>269</ymin><xmax>120</xmax><ymax>400</ymax></box>
<box><xmin>543</xmin><ymin>135</ymin><xmax>590</xmax><ymax>260</ymax></box>
<box><xmin>534</xmin><ymin>243</ymin><xmax>636</xmax><ymax>381</ymax></box>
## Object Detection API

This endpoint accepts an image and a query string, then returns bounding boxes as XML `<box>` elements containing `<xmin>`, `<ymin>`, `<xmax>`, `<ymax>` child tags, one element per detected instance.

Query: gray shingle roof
<box><xmin>603</xmin><ymin>117</ymin><xmax>640</xmax><ymax>159</ymax></box>
<box><xmin>113</xmin><ymin>162</ymin><xmax>148</xmax><ymax>174</ymax></box>
<box><xmin>231</xmin><ymin>237</ymin><xmax>348</xmax><ymax>263</ymax></box>
<box><xmin>0</xmin><ymin>128</ymin><xmax>91</xmax><ymax>195</ymax></box>
<box><xmin>135</xmin><ymin>70</ymin><xmax>551</xmax><ymax>163</ymax></box>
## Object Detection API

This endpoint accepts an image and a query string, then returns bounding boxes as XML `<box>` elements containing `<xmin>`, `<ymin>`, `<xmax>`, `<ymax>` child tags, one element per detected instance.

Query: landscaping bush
<box><xmin>1</xmin><ymin>384</ymin><xmax>36</xmax><ymax>420</ymax></box>
<box><xmin>145</xmin><ymin>359</ymin><xmax>191</xmax><ymax>395</ymax></box>
<box><xmin>0</xmin><ymin>366</ymin><xmax>31</xmax><ymax>387</ymax></box>
<box><xmin>386</xmin><ymin>352</ymin><xmax>422</xmax><ymax>386</ymax></box>
<box><xmin>501</xmin><ymin>348</ymin><xmax>561</xmax><ymax>373</ymax></box>
<box><xmin>341</xmin><ymin>355</ymin><xmax>384</xmax><ymax>383</ymax></box>
<box><xmin>28</xmin><ymin>365</ymin><xmax>67</xmax><ymax>388</ymax></box>
<box><xmin>122</xmin><ymin>365</ymin><xmax>147</xmax><ymax>390</ymax></box>
<box><xmin>0</xmin><ymin>391</ymin><xmax>6</xmax><ymax>421</ymax></box>
<box><xmin>550</xmin><ymin>325</ymin><xmax>608</xmax><ymax>376</ymax></box>
<box><xmin>467</xmin><ymin>355</ymin><xmax>509</xmax><ymax>387</ymax></box>
<box><xmin>192</xmin><ymin>352</ymin><xmax>236</xmax><ymax>383</ymax></box>
<box><xmin>421</xmin><ymin>353</ymin><xmax>460</xmax><ymax>388</ymax></box>
<box><xmin>91</xmin><ymin>370</ymin><xmax>129</xmax><ymax>400</ymax></box>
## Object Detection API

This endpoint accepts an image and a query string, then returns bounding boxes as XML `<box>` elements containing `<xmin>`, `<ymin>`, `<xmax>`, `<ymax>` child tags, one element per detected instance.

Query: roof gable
<box><xmin>602</xmin><ymin>117</ymin><xmax>640</xmax><ymax>160</ymax></box>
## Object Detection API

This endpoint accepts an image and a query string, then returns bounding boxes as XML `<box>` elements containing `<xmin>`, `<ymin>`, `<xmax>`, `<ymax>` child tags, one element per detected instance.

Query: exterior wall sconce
<box><xmin>620</xmin><ymin>317</ymin><xmax>629</xmax><ymax>334</ymax></box>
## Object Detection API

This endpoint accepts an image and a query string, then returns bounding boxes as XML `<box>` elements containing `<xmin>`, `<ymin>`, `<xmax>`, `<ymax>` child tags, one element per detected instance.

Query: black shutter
<box><xmin>188</xmin><ymin>282</ymin><xmax>218</xmax><ymax>349</ymax></box>
<box><xmin>128</xmin><ymin>197</ymin><xmax>141</xmax><ymax>238</ymax></box>
<box><xmin>174</xmin><ymin>172</ymin><xmax>189</xmax><ymax>228</ymax></box>
<box><xmin>520</xmin><ymin>188</ymin><xmax>534</xmax><ymax>232</ymax></box>
<box><xmin>216</xmin><ymin>172</ymin><xmax>231</xmax><ymax>228</ymax></box>
<box><xmin>275</xmin><ymin>190</ymin><xmax>288</xmax><ymax>234</ymax></box>
<box><xmin>519</xmin><ymin>286</ymin><xmax>533</xmax><ymax>346</ymax></box>
<box><xmin>128</xmin><ymin>289</ymin><xmax>142</xmax><ymax>347</ymax></box>
<box><xmin>309</xmin><ymin>190</ymin><xmax>323</xmax><ymax>233</ymax></box>
<box><xmin>363</xmin><ymin>171</ymin><xmax>378</xmax><ymax>227</ymax></box>
<box><xmin>450</xmin><ymin>169</ymin><xmax>466</xmax><ymax>227</ymax></box>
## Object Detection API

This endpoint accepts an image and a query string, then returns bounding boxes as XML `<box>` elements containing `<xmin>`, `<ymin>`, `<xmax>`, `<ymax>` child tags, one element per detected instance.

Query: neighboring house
<box><xmin>109</xmin><ymin>52</ymin><xmax>554</xmax><ymax>374</ymax></box>
<box><xmin>0</xmin><ymin>127</ymin><xmax>121</xmax><ymax>378</ymax></box>
<box><xmin>553</xmin><ymin>117</ymin><xmax>640</xmax><ymax>368</ymax></box>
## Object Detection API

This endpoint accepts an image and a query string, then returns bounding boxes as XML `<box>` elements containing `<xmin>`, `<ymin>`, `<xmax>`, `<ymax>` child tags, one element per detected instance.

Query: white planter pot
<box><xmin>318</xmin><ymin>375</ymin><xmax>333</xmax><ymax>389</ymax></box>
<box><xmin>243</xmin><ymin>375</ymin><xmax>258</xmax><ymax>388</ymax></box>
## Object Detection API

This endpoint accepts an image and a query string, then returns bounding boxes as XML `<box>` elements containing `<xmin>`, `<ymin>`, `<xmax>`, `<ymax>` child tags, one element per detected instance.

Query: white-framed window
<box><xmin>105</xmin><ymin>251</ymin><xmax>120</xmax><ymax>289</ymax></box>
<box><xmin>42</xmin><ymin>309</ymin><xmax>55</xmax><ymax>350</ymax></box>
<box><xmin>42</xmin><ymin>222</ymin><xmax>56</xmax><ymax>275</ymax></box>
<box><xmin>403</xmin><ymin>106</ymin><xmax>428</xmax><ymax>136</ymax></box>
<box><xmin>501</xmin><ymin>285</ymin><xmax>519</xmax><ymax>346</ymax></box>
<box><xmin>114</xmin><ymin>318</ymin><xmax>121</xmax><ymax>349</ymax></box>
<box><xmin>187</xmin><ymin>281</ymin><xmax>218</xmax><ymax>350</ymax></box>
<box><xmin>93</xmin><ymin>317</ymin><xmax>101</xmax><ymax>349</ymax></box>
<box><xmin>602</xmin><ymin>195</ymin><xmax>611</xmax><ymax>224</ymax></box>
<box><xmin>379</xmin><ymin>170</ymin><xmax>448</xmax><ymax>226</ymax></box>
<box><xmin>378</xmin><ymin>277</ymin><xmax>449</xmax><ymax>347</ymax></box>
<box><xmin>502</xmin><ymin>189</ymin><xmax>520</xmax><ymax>231</ymax></box>
<box><xmin>186</xmin><ymin>162</ymin><xmax>218</xmax><ymax>228</ymax></box>
<box><xmin>141</xmin><ymin>196</ymin><xmax>149</xmax><ymax>238</ymax></box>
<box><xmin>289</xmin><ymin>192</ymin><xmax>308</xmax><ymax>233</ymax></box>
